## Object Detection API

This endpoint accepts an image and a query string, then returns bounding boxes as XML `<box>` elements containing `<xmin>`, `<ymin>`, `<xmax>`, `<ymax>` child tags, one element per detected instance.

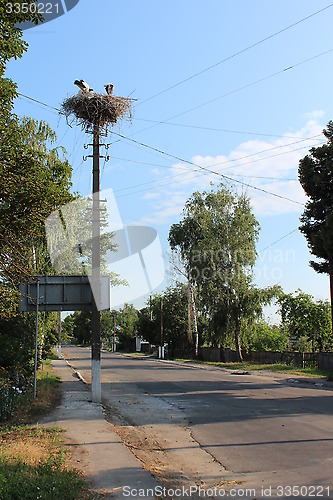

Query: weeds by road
<box><xmin>0</xmin><ymin>359</ymin><xmax>98</xmax><ymax>500</ymax></box>
<box><xmin>173</xmin><ymin>359</ymin><xmax>333</xmax><ymax>380</ymax></box>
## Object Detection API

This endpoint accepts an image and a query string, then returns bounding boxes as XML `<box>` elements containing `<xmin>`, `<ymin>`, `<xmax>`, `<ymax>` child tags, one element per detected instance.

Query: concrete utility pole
<box><xmin>113</xmin><ymin>313</ymin><xmax>116</xmax><ymax>352</ymax></box>
<box><xmin>91</xmin><ymin>125</ymin><xmax>102</xmax><ymax>403</ymax></box>
<box><xmin>61</xmin><ymin>81</ymin><xmax>132</xmax><ymax>403</ymax></box>
<box><xmin>58</xmin><ymin>310</ymin><xmax>62</xmax><ymax>359</ymax></box>
<box><xmin>160</xmin><ymin>297</ymin><xmax>164</xmax><ymax>359</ymax></box>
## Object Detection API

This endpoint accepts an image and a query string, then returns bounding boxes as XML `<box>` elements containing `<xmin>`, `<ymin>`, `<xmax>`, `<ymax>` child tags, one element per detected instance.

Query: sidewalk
<box><xmin>41</xmin><ymin>358</ymin><xmax>160</xmax><ymax>499</ymax></box>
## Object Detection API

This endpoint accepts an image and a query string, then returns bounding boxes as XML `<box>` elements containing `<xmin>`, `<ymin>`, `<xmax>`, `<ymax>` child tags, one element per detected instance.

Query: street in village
<box><xmin>61</xmin><ymin>346</ymin><xmax>333</xmax><ymax>498</ymax></box>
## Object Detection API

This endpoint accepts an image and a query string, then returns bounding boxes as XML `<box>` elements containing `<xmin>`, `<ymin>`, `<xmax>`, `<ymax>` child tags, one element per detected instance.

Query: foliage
<box><xmin>136</xmin><ymin>306</ymin><xmax>159</xmax><ymax>346</ymax></box>
<box><xmin>63</xmin><ymin>311</ymin><xmax>92</xmax><ymax>346</ymax></box>
<box><xmin>278</xmin><ymin>290</ymin><xmax>332</xmax><ymax>352</ymax></box>
<box><xmin>0</xmin><ymin>1</ymin><xmax>41</xmax><ymax>113</ymax></box>
<box><xmin>116</xmin><ymin>303</ymin><xmax>138</xmax><ymax>351</ymax></box>
<box><xmin>66</xmin><ymin>305</ymin><xmax>139</xmax><ymax>350</ymax></box>
<box><xmin>137</xmin><ymin>286</ymin><xmax>194</xmax><ymax>357</ymax></box>
<box><xmin>46</xmin><ymin>196</ymin><xmax>121</xmax><ymax>285</ymax></box>
<box><xmin>0</xmin><ymin>8</ymin><xmax>73</xmax><ymax>317</ymax></box>
<box><xmin>241</xmin><ymin>320</ymin><xmax>289</xmax><ymax>353</ymax></box>
<box><xmin>0</xmin><ymin>427</ymin><xmax>91</xmax><ymax>500</ymax></box>
<box><xmin>0</xmin><ymin>315</ymin><xmax>35</xmax><ymax>378</ymax></box>
<box><xmin>0</xmin><ymin>118</ymin><xmax>73</xmax><ymax>310</ymax></box>
<box><xmin>100</xmin><ymin>310</ymin><xmax>116</xmax><ymax>347</ymax></box>
<box><xmin>169</xmin><ymin>184</ymin><xmax>278</xmax><ymax>360</ymax></box>
<box><xmin>299</xmin><ymin>121</ymin><xmax>333</xmax><ymax>275</ymax></box>
<box><xmin>0</xmin><ymin>311</ymin><xmax>60</xmax><ymax>418</ymax></box>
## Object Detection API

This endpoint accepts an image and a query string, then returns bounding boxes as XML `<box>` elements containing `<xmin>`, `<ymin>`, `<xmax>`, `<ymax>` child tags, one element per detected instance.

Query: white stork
<box><xmin>74</xmin><ymin>79</ymin><xmax>90</xmax><ymax>92</ymax></box>
<box><xmin>105</xmin><ymin>83</ymin><xmax>114</xmax><ymax>95</ymax></box>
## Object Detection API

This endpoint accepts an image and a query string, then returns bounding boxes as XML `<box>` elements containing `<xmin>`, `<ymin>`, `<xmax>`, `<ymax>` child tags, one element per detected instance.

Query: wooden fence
<box><xmin>198</xmin><ymin>347</ymin><xmax>333</xmax><ymax>370</ymax></box>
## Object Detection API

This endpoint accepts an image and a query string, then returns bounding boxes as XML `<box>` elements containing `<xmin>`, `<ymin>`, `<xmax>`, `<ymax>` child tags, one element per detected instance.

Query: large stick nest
<box><xmin>61</xmin><ymin>92</ymin><xmax>133</xmax><ymax>130</ymax></box>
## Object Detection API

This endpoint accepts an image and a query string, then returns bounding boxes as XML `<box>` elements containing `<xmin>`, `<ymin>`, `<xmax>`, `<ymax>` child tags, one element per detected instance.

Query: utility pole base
<box><xmin>91</xmin><ymin>359</ymin><xmax>102</xmax><ymax>403</ymax></box>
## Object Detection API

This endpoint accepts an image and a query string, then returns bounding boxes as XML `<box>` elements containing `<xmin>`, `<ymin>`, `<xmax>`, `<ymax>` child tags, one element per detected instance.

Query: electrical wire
<box><xmin>16</xmin><ymin>91</ymin><xmax>308</xmax><ymax>141</ymax></box>
<box><xmin>258</xmin><ymin>229</ymin><xmax>299</xmax><ymax>254</ymax></box>
<box><xmin>112</xmin><ymin>131</ymin><xmax>311</xmax><ymax>205</ymax></box>
<box><xmin>17</xmin><ymin>93</ymin><xmax>60</xmax><ymax>113</ymax></box>
<box><xmin>132</xmin><ymin>119</ymin><xmax>302</xmax><ymax>139</ymax></box>
<box><xmin>129</xmin><ymin>48</ymin><xmax>333</xmax><ymax>140</ymax></box>
<box><xmin>14</xmin><ymin>93</ymin><xmax>323</xmax><ymax>205</ymax></box>
<box><xmin>108</xmin><ymin>136</ymin><xmax>323</xmax><ymax>196</ymax></box>
<box><xmin>136</xmin><ymin>3</ymin><xmax>333</xmax><ymax>107</ymax></box>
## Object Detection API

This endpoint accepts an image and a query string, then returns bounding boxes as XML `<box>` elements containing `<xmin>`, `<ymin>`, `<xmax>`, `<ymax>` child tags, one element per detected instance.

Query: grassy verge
<box><xmin>127</xmin><ymin>351</ymin><xmax>152</xmax><ymax>357</ymax></box>
<box><xmin>173</xmin><ymin>359</ymin><xmax>333</xmax><ymax>380</ymax></box>
<box><xmin>14</xmin><ymin>360</ymin><xmax>62</xmax><ymax>425</ymax></box>
<box><xmin>0</xmin><ymin>426</ymin><xmax>93</xmax><ymax>499</ymax></box>
<box><xmin>0</xmin><ymin>360</ymin><xmax>98</xmax><ymax>499</ymax></box>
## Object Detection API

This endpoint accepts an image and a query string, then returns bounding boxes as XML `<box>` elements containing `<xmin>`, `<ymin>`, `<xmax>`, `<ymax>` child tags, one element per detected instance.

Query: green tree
<box><xmin>136</xmin><ymin>297</ymin><xmax>161</xmax><ymax>346</ymax></box>
<box><xmin>101</xmin><ymin>310</ymin><xmax>116</xmax><ymax>348</ymax></box>
<box><xmin>116</xmin><ymin>303</ymin><xmax>138</xmax><ymax>351</ymax></box>
<box><xmin>0</xmin><ymin>6</ymin><xmax>64</xmax><ymax>316</ymax></box>
<box><xmin>137</xmin><ymin>287</ymin><xmax>194</xmax><ymax>358</ymax></box>
<box><xmin>61</xmin><ymin>314</ymin><xmax>76</xmax><ymax>344</ymax></box>
<box><xmin>0</xmin><ymin>118</ymin><xmax>73</xmax><ymax>297</ymax></box>
<box><xmin>241</xmin><ymin>320</ymin><xmax>289</xmax><ymax>353</ymax></box>
<box><xmin>278</xmin><ymin>290</ymin><xmax>332</xmax><ymax>352</ymax></box>
<box><xmin>169</xmin><ymin>184</ymin><xmax>270</xmax><ymax>360</ymax></box>
<box><xmin>161</xmin><ymin>285</ymin><xmax>194</xmax><ymax>358</ymax></box>
<box><xmin>299</xmin><ymin>121</ymin><xmax>333</xmax><ymax>331</ymax></box>
<box><xmin>0</xmin><ymin>1</ymin><xmax>41</xmax><ymax>115</ymax></box>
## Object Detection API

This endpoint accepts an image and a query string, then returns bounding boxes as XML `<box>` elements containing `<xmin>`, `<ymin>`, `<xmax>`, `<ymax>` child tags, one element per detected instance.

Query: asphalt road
<box><xmin>62</xmin><ymin>346</ymin><xmax>333</xmax><ymax>499</ymax></box>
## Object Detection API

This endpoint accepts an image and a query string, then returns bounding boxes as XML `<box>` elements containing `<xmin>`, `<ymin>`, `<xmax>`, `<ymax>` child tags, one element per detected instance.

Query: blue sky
<box><xmin>7</xmin><ymin>0</ymin><xmax>333</xmax><ymax>315</ymax></box>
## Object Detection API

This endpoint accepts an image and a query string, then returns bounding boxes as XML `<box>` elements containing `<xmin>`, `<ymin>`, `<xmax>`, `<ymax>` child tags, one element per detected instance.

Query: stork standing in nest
<box><xmin>74</xmin><ymin>79</ymin><xmax>94</xmax><ymax>93</ymax></box>
<box><xmin>105</xmin><ymin>83</ymin><xmax>114</xmax><ymax>95</ymax></box>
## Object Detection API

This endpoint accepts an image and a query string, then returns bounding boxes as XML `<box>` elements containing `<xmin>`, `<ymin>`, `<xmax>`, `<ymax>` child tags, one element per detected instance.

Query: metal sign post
<box><xmin>33</xmin><ymin>279</ymin><xmax>39</xmax><ymax>400</ymax></box>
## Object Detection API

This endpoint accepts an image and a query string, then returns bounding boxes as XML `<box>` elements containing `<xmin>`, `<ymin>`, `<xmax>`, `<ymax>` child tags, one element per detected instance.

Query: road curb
<box><xmin>64</xmin><ymin>358</ymin><xmax>88</xmax><ymax>385</ymax></box>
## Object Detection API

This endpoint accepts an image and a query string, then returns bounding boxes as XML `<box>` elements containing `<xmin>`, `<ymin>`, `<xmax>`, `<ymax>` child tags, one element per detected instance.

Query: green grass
<box><xmin>128</xmin><ymin>351</ymin><xmax>152</xmax><ymax>357</ymax></box>
<box><xmin>10</xmin><ymin>360</ymin><xmax>62</xmax><ymax>425</ymax></box>
<box><xmin>0</xmin><ymin>426</ymin><xmax>94</xmax><ymax>500</ymax></box>
<box><xmin>173</xmin><ymin>358</ymin><xmax>333</xmax><ymax>380</ymax></box>
<box><xmin>0</xmin><ymin>361</ymin><xmax>100</xmax><ymax>499</ymax></box>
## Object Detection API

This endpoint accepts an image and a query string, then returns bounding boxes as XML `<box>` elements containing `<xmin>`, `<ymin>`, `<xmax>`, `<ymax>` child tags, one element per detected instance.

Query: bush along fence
<box><xmin>198</xmin><ymin>347</ymin><xmax>333</xmax><ymax>371</ymax></box>
<box><xmin>0</xmin><ymin>367</ymin><xmax>31</xmax><ymax>422</ymax></box>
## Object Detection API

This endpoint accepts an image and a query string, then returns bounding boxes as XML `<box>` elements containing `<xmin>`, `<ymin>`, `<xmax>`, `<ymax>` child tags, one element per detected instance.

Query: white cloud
<box><xmin>131</xmin><ymin>116</ymin><xmax>325</xmax><ymax>225</ymax></box>
<box><xmin>142</xmin><ymin>192</ymin><xmax>160</xmax><ymax>200</ymax></box>
<box><xmin>303</xmin><ymin>110</ymin><xmax>325</xmax><ymax>120</ymax></box>
<box><xmin>138</xmin><ymin>192</ymin><xmax>187</xmax><ymax>225</ymax></box>
<box><xmin>165</xmin><ymin>117</ymin><xmax>324</xmax><ymax>217</ymax></box>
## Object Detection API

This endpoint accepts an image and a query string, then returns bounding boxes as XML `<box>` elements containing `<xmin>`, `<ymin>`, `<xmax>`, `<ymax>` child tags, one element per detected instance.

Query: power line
<box><xmin>109</xmin><ymin>47</ymin><xmax>333</xmax><ymax>147</ymax></box>
<box><xmin>113</xmin><ymin>142</ymin><xmax>318</xmax><ymax>199</ymax></box>
<box><xmin>112</xmin><ymin>131</ymin><xmax>307</xmax><ymax>206</ymax></box>
<box><xmin>17</xmin><ymin>93</ymin><xmax>60</xmax><ymax>112</ymax></box>
<box><xmin>14</xmin><ymin>92</ymin><xmax>321</xmax><ymax>205</ymax></box>
<box><xmin>258</xmin><ymin>229</ymin><xmax>299</xmax><ymax>254</ymax></box>
<box><xmin>136</xmin><ymin>3</ymin><xmax>333</xmax><ymax>107</ymax></box>
<box><xmin>109</xmin><ymin>135</ymin><xmax>323</xmax><ymax>193</ymax></box>
<box><xmin>132</xmin><ymin>48</ymin><xmax>333</xmax><ymax>139</ymax></box>
<box><xmin>16</xmin><ymin>90</ymin><xmax>306</xmax><ymax>140</ymax></box>
<box><xmin>17</xmin><ymin>46</ymin><xmax>332</xmax><ymax>150</ymax></box>
<box><xmin>132</xmin><ymin>119</ymin><xmax>302</xmax><ymax>139</ymax></box>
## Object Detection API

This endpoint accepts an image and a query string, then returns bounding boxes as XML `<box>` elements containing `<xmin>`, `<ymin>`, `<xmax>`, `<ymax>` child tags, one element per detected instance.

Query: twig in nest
<box><xmin>61</xmin><ymin>93</ymin><xmax>133</xmax><ymax>130</ymax></box>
